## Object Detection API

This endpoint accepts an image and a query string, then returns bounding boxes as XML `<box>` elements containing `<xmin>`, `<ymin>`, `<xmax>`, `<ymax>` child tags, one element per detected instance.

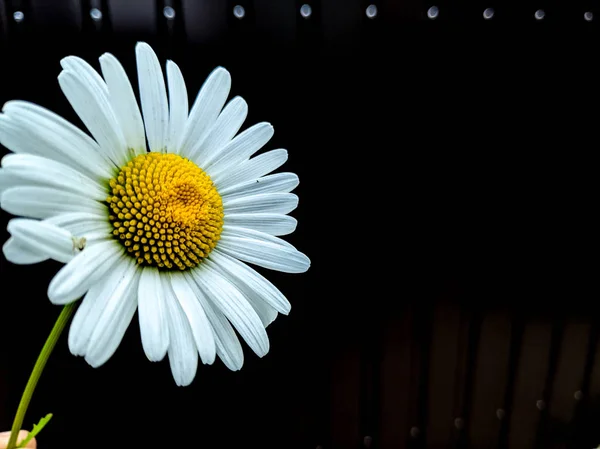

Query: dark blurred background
<box><xmin>0</xmin><ymin>0</ymin><xmax>597</xmax><ymax>448</ymax></box>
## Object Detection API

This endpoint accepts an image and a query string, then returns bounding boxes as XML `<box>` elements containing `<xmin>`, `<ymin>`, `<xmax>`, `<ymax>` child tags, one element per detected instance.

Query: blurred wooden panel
<box><xmin>588</xmin><ymin>327</ymin><xmax>600</xmax><ymax>401</ymax></box>
<box><xmin>331</xmin><ymin>346</ymin><xmax>361</xmax><ymax>448</ymax></box>
<box><xmin>380</xmin><ymin>307</ymin><xmax>413</xmax><ymax>449</ymax></box>
<box><xmin>107</xmin><ymin>0</ymin><xmax>156</xmax><ymax>35</ymax></box>
<box><xmin>29</xmin><ymin>0</ymin><xmax>82</xmax><ymax>31</ymax></box>
<box><xmin>381</xmin><ymin>0</ymin><xmax>422</xmax><ymax>22</ymax></box>
<box><xmin>359</xmin><ymin>322</ymin><xmax>382</xmax><ymax>448</ymax></box>
<box><xmin>426</xmin><ymin>302</ymin><xmax>462</xmax><ymax>448</ymax></box>
<box><xmin>549</xmin><ymin>321</ymin><xmax>590</xmax><ymax>422</ymax></box>
<box><xmin>181</xmin><ymin>0</ymin><xmax>228</xmax><ymax>44</ymax></box>
<box><xmin>508</xmin><ymin>321</ymin><xmax>553</xmax><ymax>449</ymax></box>
<box><xmin>322</xmin><ymin>0</ymin><xmax>362</xmax><ymax>44</ymax></box>
<box><xmin>254</xmin><ymin>0</ymin><xmax>296</xmax><ymax>43</ymax></box>
<box><xmin>469</xmin><ymin>311</ymin><xmax>512</xmax><ymax>449</ymax></box>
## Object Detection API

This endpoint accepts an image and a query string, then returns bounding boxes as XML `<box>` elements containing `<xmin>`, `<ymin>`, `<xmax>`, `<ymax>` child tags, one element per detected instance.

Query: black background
<box><xmin>0</xmin><ymin>1</ymin><xmax>597</xmax><ymax>448</ymax></box>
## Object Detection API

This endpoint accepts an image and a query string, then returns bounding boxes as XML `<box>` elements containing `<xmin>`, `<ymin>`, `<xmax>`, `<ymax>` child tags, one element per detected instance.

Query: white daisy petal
<box><xmin>191</xmin><ymin>266</ymin><xmax>270</xmax><ymax>357</ymax></box>
<box><xmin>220</xmin><ymin>173</ymin><xmax>299</xmax><ymax>201</ymax></box>
<box><xmin>60</xmin><ymin>56</ymin><xmax>109</xmax><ymax>97</ymax></box>
<box><xmin>0</xmin><ymin>103</ymin><xmax>113</xmax><ymax>179</ymax></box>
<box><xmin>213</xmin><ymin>149</ymin><xmax>288</xmax><ymax>189</ymax></box>
<box><xmin>183</xmin><ymin>272</ymin><xmax>244</xmax><ymax>371</ymax></box>
<box><xmin>46</xmin><ymin>212</ymin><xmax>111</xmax><ymax>236</ymax></box>
<box><xmin>2</xmin><ymin>237</ymin><xmax>48</xmax><ymax>265</ymax></box>
<box><xmin>1</xmin><ymin>186</ymin><xmax>105</xmax><ymax>219</ymax></box>
<box><xmin>169</xmin><ymin>272</ymin><xmax>216</xmax><ymax>365</ymax></box>
<box><xmin>188</xmin><ymin>96</ymin><xmax>248</xmax><ymax>165</ymax></box>
<box><xmin>249</xmin><ymin>298</ymin><xmax>278</xmax><ymax>327</ymax></box>
<box><xmin>7</xmin><ymin>218</ymin><xmax>77</xmax><ymax>264</ymax></box>
<box><xmin>99</xmin><ymin>52</ymin><xmax>147</xmax><ymax>155</ymax></box>
<box><xmin>166</xmin><ymin>60</ymin><xmax>188</xmax><ymax>154</ymax></box>
<box><xmin>0</xmin><ymin>154</ymin><xmax>107</xmax><ymax>200</ymax></box>
<box><xmin>179</xmin><ymin>67</ymin><xmax>231</xmax><ymax>157</ymax></box>
<box><xmin>206</xmin><ymin>259</ymin><xmax>279</xmax><ymax>327</ymax></box>
<box><xmin>85</xmin><ymin>261</ymin><xmax>140</xmax><ymax>367</ymax></box>
<box><xmin>0</xmin><ymin>170</ymin><xmax>16</xmax><ymax>194</ymax></box>
<box><xmin>222</xmin><ymin>225</ymin><xmax>296</xmax><ymax>249</ymax></box>
<box><xmin>224</xmin><ymin>213</ymin><xmax>297</xmax><ymax>236</ymax></box>
<box><xmin>217</xmin><ymin>233</ymin><xmax>310</xmax><ymax>274</ymax></box>
<box><xmin>88</xmin><ymin>289</ymin><xmax>137</xmax><ymax>364</ymax></box>
<box><xmin>165</xmin><ymin>284</ymin><xmax>199</xmax><ymax>386</ymax></box>
<box><xmin>204</xmin><ymin>122</ymin><xmax>274</xmax><ymax>177</ymax></box>
<box><xmin>137</xmin><ymin>268</ymin><xmax>170</xmax><ymax>362</ymax></box>
<box><xmin>209</xmin><ymin>250</ymin><xmax>292</xmax><ymax>314</ymax></box>
<box><xmin>223</xmin><ymin>192</ymin><xmax>298</xmax><ymax>215</ymax></box>
<box><xmin>47</xmin><ymin>240</ymin><xmax>123</xmax><ymax>304</ymax></box>
<box><xmin>69</xmin><ymin>274</ymin><xmax>115</xmax><ymax>356</ymax></box>
<box><xmin>58</xmin><ymin>70</ymin><xmax>127</xmax><ymax>166</ymax></box>
<box><xmin>136</xmin><ymin>42</ymin><xmax>168</xmax><ymax>152</ymax></box>
<box><xmin>68</xmin><ymin>258</ymin><xmax>134</xmax><ymax>356</ymax></box>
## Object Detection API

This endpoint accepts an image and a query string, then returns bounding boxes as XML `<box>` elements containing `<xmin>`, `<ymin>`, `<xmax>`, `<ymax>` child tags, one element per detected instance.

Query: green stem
<box><xmin>6</xmin><ymin>304</ymin><xmax>76</xmax><ymax>449</ymax></box>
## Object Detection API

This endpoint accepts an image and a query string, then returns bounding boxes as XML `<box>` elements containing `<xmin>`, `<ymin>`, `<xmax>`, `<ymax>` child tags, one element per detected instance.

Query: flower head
<box><xmin>0</xmin><ymin>42</ymin><xmax>310</xmax><ymax>386</ymax></box>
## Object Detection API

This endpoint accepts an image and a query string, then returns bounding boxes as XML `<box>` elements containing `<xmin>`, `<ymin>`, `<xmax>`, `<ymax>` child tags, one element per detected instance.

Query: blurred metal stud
<box><xmin>233</xmin><ymin>5</ymin><xmax>245</xmax><ymax>19</ymax></box>
<box><xmin>534</xmin><ymin>9</ymin><xmax>545</xmax><ymax>20</ymax></box>
<box><xmin>410</xmin><ymin>427</ymin><xmax>420</xmax><ymax>438</ymax></box>
<box><xmin>496</xmin><ymin>408</ymin><xmax>506</xmax><ymax>420</ymax></box>
<box><xmin>90</xmin><ymin>8</ymin><xmax>102</xmax><ymax>21</ymax></box>
<box><xmin>584</xmin><ymin>11</ymin><xmax>593</xmax><ymax>21</ymax></box>
<box><xmin>454</xmin><ymin>418</ymin><xmax>464</xmax><ymax>430</ymax></box>
<box><xmin>163</xmin><ymin>6</ymin><xmax>176</xmax><ymax>20</ymax></box>
<box><xmin>300</xmin><ymin>4</ymin><xmax>312</xmax><ymax>19</ymax></box>
<box><xmin>574</xmin><ymin>390</ymin><xmax>583</xmax><ymax>400</ymax></box>
<box><xmin>483</xmin><ymin>8</ymin><xmax>494</xmax><ymax>20</ymax></box>
<box><xmin>363</xmin><ymin>436</ymin><xmax>373</xmax><ymax>448</ymax></box>
<box><xmin>427</xmin><ymin>6</ymin><xmax>439</xmax><ymax>19</ymax></box>
<box><xmin>13</xmin><ymin>11</ymin><xmax>24</xmax><ymax>22</ymax></box>
<box><xmin>366</xmin><ymin>4</ymin><xmax>378</xmax><ymax>19</ymax></box>
<box><xmin>536</xmin><ymin>400</ymin><xmax>546</xmax><ymax>410</ymax></box>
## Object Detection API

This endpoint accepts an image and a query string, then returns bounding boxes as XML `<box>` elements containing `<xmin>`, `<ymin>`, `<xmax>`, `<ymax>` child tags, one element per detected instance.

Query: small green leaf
<box><xmin>16</xmin><ymin>413</ymin><xmax>53</xmax><ymax>448</ymax></box>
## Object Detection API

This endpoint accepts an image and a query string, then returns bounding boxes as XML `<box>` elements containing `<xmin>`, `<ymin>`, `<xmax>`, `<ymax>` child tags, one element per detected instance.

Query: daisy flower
<box><xmin>0</xmin><ymin>42</ymin><xmax>310</xmax><ymax>386</ymax></box>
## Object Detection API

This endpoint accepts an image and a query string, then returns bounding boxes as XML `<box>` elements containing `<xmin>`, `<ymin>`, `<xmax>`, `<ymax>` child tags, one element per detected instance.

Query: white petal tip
<box><xmin>69</xmin><ymin>348</ymin><xmax>84</xmax><ymax>358</ymax></box>
<box><xmin>57</xmin><ymin>70</ymin><xmax>72</xmax><ymax>84</ymax></box>
<box><xmin>230</xmin><ymin>95</ymin><xmax>246</xmax><ymax>104</ymax></box>
<box><xmin>135</xmin><ymin>42</ymin><xmax>159</xmax><ymax>61</ymax></box>
<box><xmin>213</xmin><ymin>66</ymin><xmax>230</xmax><ymax>75</ymax></box>
<box><xmin>144</xmin><ymin>351</ymin><xmax>167</xmax><ymax>363</ymax></box>
<box><xmin>84</xmin><ymin>355</ymin><xmax>104</xmax><ymax>369</ymax></box>
<box><xmin>59</xmin><ymin>55</ymin><xmax>76</xmax><ymax>69</ymax></box>
<box><xmin>142</xmin><ymin>334</ymin><xmax>169</xmax><ymax>361</ymax></box>
<box><xmin>227</xmin><ymin>363</ymin><xmax>243</xmax><ymax>372</ymax></box>
<box><xmin>294</xmin><ymin>253</ymin><xmax>311</xmax><ymax>273</ymax></box>
<box><xmin>47</xmin><ymin>286</ymin><xmax>77</xmax><ymax>305</ymax></box>
<box><xmin>1</xmin><ymin>101</ymin><xmax>13</xmax><ymax>112</ymax></box>
<box><xmin>207</xmin><ymin>66</ymin><xmax>232</xmax><ymax>85</ymax></box>
<box><xmin>68</xmin><ymin>337</ymin><xmax>84</xmax><ymax>358</ymax></box>
<box><xmin>172</xmin><ymin>371</ymin><xmax>196</xmax><ymax>386</ymax></box>
<box><xmin>136</xmin><ymin>41</ymin><xmax>152</xmax><ymax>51</ymax></box>
<box><xmin>200</xmin><ymin>350</ymin><xmax>216</xmax><ymax>365</ymax></box>
<box><xmin>98</xmin><ymin>53</ymin><xmax>115</xmax><ymax>64</ymax></box>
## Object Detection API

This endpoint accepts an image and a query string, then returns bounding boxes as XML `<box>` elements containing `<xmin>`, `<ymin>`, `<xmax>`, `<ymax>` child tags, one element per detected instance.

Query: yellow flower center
<box><xmin>107</xmin><ymin>152</ymin><xmax>224</xmax><ymax>270</ymax></box>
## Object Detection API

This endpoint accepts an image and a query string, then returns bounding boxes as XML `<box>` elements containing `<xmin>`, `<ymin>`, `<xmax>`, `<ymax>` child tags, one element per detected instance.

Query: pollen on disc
<box><xmin>107</xmin><ymin>152</ymin><xmax>224</xmax><ymax>270</ymax></box>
